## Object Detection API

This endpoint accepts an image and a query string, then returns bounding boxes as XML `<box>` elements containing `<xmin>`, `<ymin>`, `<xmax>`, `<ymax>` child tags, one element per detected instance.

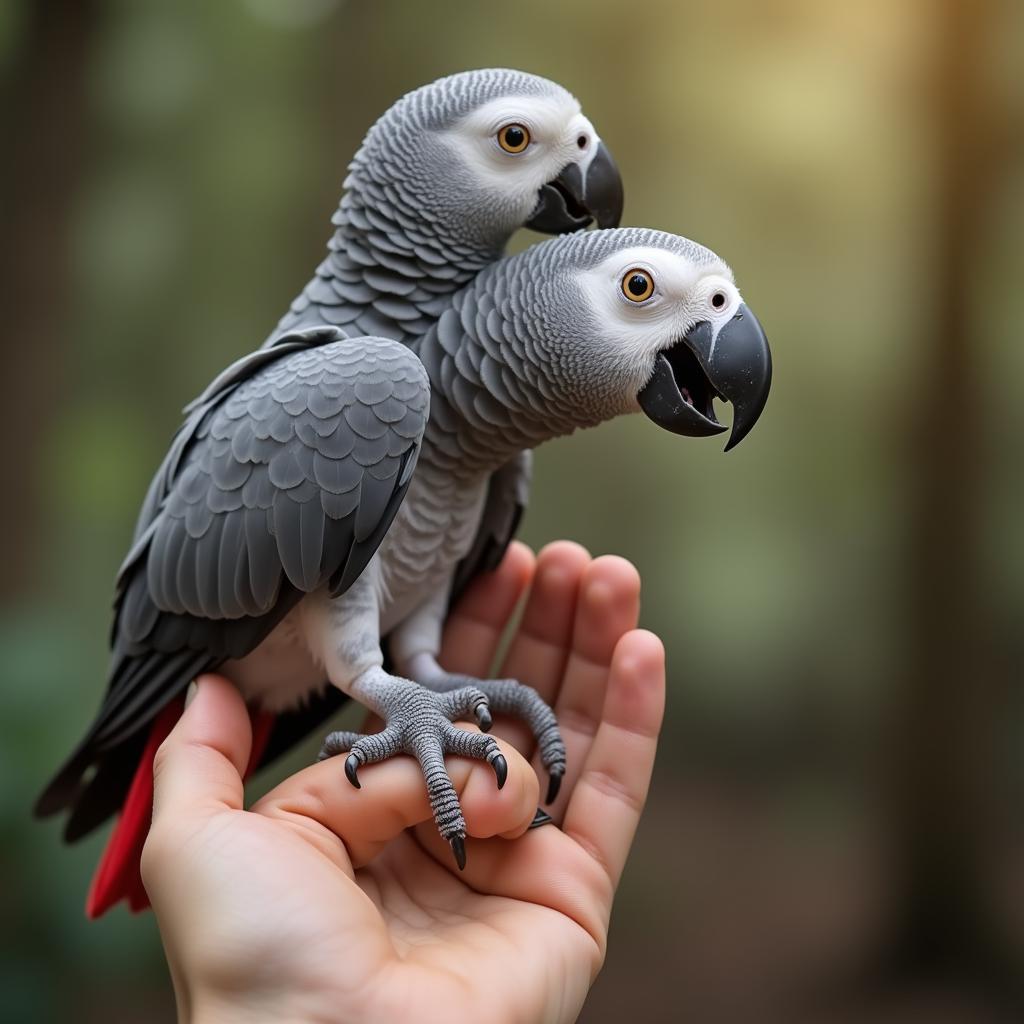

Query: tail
<box><xmin>85</xmin><ymin>698</ymin><xmax>275</xmax><ymax>919</ymax></box>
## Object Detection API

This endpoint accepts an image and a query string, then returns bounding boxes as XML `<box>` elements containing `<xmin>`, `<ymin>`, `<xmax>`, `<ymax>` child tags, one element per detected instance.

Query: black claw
<box><xmin>492</xmin><ymin>753</ymin><xmax>508</xmax><ymax>789</ymax></box>
<box><xmin>546</xmin><ymin>769</ymin><xmax>564</xmax><ymax>805</ymax></box>
<box><xmin>450</xmin><ymin>834</ymin><xmax>467</xmax><ymax>871</ymax></box>
<box><xmin>475</xmin><ymin>703</ymin><xmax>492</xmax><ymax>732</ymax></box>
<box><xmin>344</xmin><ymin>753</ymin><xmax>361</xmax><ymax>789</ymax></box>
<box><xmin>529</xmin><ymin>808</ymin><xmax>555</xmax><ymax>829</ymax></box>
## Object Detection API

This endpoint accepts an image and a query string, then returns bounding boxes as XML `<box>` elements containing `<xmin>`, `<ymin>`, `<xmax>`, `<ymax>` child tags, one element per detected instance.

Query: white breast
<box><xmin>224</xmin><ymin>600</ymin><xmax>330</xmax><ymax>712</ymax></box>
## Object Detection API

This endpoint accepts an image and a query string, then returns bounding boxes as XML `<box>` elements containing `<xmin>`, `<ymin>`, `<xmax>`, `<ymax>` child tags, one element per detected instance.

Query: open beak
<box><xmin>525</xmin><ymin>141</ymin><xmax>624</xmax><ymax>234</ymax></box>
<box><xmin>636</xmin><ymin>304</ymin><xmax>772</xmax><ymax>451</ymax></box>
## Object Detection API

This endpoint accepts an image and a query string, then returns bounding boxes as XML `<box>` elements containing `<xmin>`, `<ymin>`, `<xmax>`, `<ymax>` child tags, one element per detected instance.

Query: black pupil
<box><xmin>712</xmin><ymin>292</ymin><xmax>725</xmax><ymax>308</ymax></box>
<box><xmin>577</xmin><ymin>134</ymin><xmax>587</xmax><ymax>149</ymax></box>
<box><xmin>628</xmin><ymin>274</ymin><xmax>649</xmax><ymax>297</ymax></box>
<box><xmin>504</xmin><ymin>126</ymin><xmax>525</xmax><ymax>148</ymax></box>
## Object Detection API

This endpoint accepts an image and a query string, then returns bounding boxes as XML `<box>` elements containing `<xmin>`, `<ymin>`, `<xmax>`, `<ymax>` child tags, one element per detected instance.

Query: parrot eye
<box><xmin>710</xmin><ymin>291</ymin><xmax>727</xmax><ymax>310</ymax></box>
<box><xmin>621</xmin><ymin>269</ymin><xmax>655</xmax><ymax>303</ymax></box>
<box><xmin>497</xmin><ymin>124</ymin><xmax>530</xmax><ymax>154</ymax></box>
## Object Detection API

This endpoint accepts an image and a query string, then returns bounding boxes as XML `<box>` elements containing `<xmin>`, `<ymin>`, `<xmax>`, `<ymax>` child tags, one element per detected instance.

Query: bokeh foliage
<box><xmin>2</xmin><ymin>0</ymin><xmax>1022</xmax><ymax>1019</ymax></box>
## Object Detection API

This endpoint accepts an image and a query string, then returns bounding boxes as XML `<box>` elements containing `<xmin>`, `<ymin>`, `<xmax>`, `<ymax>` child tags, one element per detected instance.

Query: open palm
<box><xmin>143</xmin><ymin>542</ymin><xmax>665</xmax><ymax>1024</ymax></box>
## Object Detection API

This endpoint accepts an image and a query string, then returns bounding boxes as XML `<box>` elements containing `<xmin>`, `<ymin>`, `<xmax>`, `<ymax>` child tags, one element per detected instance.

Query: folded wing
<box><xmin>36</xmin><ymin>328</ymin><xmax>430</xmax><ymax>835</ymax></box>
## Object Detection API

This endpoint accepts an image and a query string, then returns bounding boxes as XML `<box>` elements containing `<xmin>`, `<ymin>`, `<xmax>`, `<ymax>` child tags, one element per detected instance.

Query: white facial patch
<box><xmin>577</xmin><ymin>246</ymin><xmax>736</xmax><ymax>362</ymax></box>
<box><xmin>441</xmin><ymin>93</ymin><xmax>598</xmax><ymax>197</ymax></box>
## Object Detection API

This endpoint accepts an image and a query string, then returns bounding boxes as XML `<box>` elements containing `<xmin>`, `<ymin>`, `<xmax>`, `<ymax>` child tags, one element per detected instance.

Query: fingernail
<box><xmin>185</xmin><ymin>680</ymin><xmax>199</xmax><ymax>708</ymax></box>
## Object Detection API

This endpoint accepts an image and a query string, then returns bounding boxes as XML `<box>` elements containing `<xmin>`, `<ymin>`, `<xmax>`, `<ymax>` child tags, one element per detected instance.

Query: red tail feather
<box><xmin>85</xmin><ymin>698</ymin><xmax>275</xmax><ymax>919</ymax></box>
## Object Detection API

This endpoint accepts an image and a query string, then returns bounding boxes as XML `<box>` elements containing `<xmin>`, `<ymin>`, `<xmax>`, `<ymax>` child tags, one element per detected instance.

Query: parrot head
<box><xmin>508</xmin><ymin>228</ymin><xmax>772</xmax><ymax>450</ymax></box>
<box><xmin>350</xmin><ymin>69</ymin><xmax>624</xmax><ymax>248</ymax></box>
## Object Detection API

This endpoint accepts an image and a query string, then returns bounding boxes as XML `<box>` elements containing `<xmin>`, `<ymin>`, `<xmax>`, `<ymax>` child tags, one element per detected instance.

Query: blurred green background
<box><xmin>2</xmin><ymin>0</ymin><xmax>1022</xmax><ymax>1020</ymax></box>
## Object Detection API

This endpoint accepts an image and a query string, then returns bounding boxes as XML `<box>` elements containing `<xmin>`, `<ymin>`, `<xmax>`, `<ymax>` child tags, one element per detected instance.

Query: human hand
<box><xmin>143</xmin><ymin>542</ymin><xmax>665</xmax><ymax>1024</ymax></box>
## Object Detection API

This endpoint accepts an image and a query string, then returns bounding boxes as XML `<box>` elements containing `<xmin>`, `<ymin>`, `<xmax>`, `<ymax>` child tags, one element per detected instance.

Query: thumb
<box><xmin>150</xmin><ymin>674</ymin><xmax>252</xmax><ymax>827</ymax></box>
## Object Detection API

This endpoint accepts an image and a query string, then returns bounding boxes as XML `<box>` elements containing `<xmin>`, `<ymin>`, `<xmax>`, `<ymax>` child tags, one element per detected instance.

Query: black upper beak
<box><xmin>637</xmin><ymin>303</ymin><xmax>772</xmax><ymax>451</ymax></box>
<box><xmin>525</xmin><ymin>141</ymin><xmax>624</xmax><ymax>234</ymax></box>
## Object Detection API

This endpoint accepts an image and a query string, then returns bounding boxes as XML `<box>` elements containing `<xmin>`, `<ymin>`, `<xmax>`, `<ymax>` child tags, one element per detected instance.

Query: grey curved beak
<box><xmin>637</xmin><ymin>303</ymin><xmax>772</xmax><ymax>451</ymax></box>
<box><xmin>525</xmin><ymin>141</ymin><xmax>624</xmax><ymax>234</ymax></box>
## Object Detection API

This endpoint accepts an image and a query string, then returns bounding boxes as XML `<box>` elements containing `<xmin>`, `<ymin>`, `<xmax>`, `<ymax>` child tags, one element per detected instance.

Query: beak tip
<box><xmin>722</xmin><ymin>409</ymin><xmax>757</xmax><ymax>452</ymax></box>
<box><xmin>709</xmin><ymin>305</ymin><xmax>772</xmax><ymax>453</ymax></box>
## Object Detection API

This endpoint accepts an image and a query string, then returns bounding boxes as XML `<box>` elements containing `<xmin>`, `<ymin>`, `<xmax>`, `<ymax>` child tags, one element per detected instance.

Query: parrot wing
<box><xmin>123</xmin><ymin>336</ymin><xmax>319</xmax><ymax>559</ymax></box>
<box><xmin>207</xmin><ymin>440</ymin><xmax>532</xmax><ymax>789</ymax></box>
<box><xmin>36</xmin><ymin>328</ymin><xmax>430</xmax><ymax>836</ymax></box>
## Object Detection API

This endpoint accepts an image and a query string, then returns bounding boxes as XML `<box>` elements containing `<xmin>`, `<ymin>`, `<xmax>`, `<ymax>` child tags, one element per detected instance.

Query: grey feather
<box><xmin>145</xmin><ymin>334</ymin><xmax>428</xmax><ymax>621</ymax></box>
<box><xmin>38</xmin><ymin>69</ymin><xmax>593</xmax><ymax>834</ymax></box>
<box><xmin>451</xmin><ymin>450</ymin><xmax>532</xmax><ymax>601</ymax></box>
<box><xmin>50</xmin><ymin>330</ymin><xmax>429</xmax><ymax>792</ymax></box>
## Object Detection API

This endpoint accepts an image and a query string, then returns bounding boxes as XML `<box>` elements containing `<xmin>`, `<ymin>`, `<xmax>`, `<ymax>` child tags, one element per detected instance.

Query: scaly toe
<box><xmin>318</xmin><ymin>729</ymin><xmax>360</xmax><ymax>762</ymax></box>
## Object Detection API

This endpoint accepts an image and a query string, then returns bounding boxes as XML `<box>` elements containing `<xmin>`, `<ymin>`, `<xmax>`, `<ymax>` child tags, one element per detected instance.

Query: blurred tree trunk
<box><xmin>0</xmin><ymin>0</ymin><xmax>97</xmax><ymax>605</ymax></box>
<box><xmin>888</xmin><ymin>0</ymin><xmax>1013</xmax><ymax>994</ymax></box>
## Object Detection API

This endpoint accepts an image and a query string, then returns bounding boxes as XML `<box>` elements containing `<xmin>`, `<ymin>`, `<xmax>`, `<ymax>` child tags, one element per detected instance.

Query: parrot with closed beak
<box><xmin>38</xmin><ymin>226</ymin><xmax>771</xmax><ymax>907</ymax></box>
<box><xmin>35</xmin><ymin>67</ymin><xmax>624</xmax><ymax>917</ymax></box>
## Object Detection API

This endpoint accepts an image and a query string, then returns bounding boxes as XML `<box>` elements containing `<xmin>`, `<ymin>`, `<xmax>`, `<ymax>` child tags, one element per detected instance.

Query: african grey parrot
<box><xmin>39</xmin><ymin>226</ymin><xmax>771</xmax><ymax>908</ymax></box>
<box><xmin>35</xmin><ymin>68</ymin><xmax>624</xmax><ymax>916</ymax></box>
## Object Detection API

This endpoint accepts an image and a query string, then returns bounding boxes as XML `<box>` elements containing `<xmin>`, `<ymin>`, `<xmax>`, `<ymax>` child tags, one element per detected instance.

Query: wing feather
<box><xmin>35</xmin><ymin>330</ymin><xmax>430</xmax><ymax>833</ymax></box>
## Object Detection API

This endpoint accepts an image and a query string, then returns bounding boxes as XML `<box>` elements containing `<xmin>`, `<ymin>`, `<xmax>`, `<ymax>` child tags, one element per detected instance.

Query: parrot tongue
<box><xmin>636</xmin><ymin>340</ymin><xmax>727</xmax><ymax>439</ymax></box>
<box><xmin>665</xmin><ymin>342</ymin><xmax>721</xmax><ymax>424</ymax></box>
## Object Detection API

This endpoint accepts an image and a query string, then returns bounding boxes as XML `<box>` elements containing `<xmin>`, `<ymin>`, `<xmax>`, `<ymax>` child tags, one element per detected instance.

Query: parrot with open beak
<box><xmin>37</xmin><ymin>226</ymin><xmax>770</xmax><ymax>911</ymax></box>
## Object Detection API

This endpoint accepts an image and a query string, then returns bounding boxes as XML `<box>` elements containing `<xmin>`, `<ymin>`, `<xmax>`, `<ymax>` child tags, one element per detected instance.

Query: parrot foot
<box><xmin>317</xmin><ymin>677</ymin><xmax>507</xmax><ymax>870</ymax></box>
<box><xmin>420</xmin><ymin>674</ymin><xmax>567</xmax><ymax>804</ymax></box>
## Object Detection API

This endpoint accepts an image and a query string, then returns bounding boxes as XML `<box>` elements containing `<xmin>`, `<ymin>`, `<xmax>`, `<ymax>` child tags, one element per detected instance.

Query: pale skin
<box><xmin>142</xmin><ymin>541</ymin><xmax>666</xmax><ymax>1024</ymax></box>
